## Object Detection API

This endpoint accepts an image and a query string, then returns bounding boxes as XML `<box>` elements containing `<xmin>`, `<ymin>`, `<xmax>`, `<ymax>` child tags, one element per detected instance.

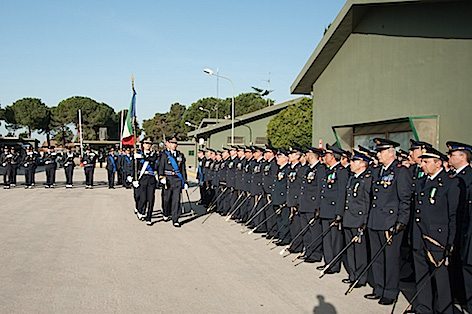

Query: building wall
<box><xmin>312</xmin><ymin>2</ymin><xmax>472</xmax><ymax>149</ymax></box>
<box><xmin>206</xmin><ymin>116</ymin><xmax>273</xmax><ymax>149</ymax></box>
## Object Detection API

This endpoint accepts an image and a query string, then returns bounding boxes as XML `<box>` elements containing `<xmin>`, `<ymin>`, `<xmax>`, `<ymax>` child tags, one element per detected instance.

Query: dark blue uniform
<box><xmin>299</xmin><ymin>161</ymin><xmax>325</xmax><ymax>262</ymax></box>
<box><xmin>319</xmin><ymin>162</ymin><xmax>349</xmax><ymax>272</ymax></box>
<box><xmin>272</xmin><ymin>163</ymin><xmax>290</xmax><ymax>244</ymax></box>
<box><xmin>367</xmin><ymin>160</ymin><xmax>411</xmax><ymax>300</ymax></box>
<box><xmin>412</xmin><ymin>169</ymin><xmax>459</xmax><ymax>313</ymax></box>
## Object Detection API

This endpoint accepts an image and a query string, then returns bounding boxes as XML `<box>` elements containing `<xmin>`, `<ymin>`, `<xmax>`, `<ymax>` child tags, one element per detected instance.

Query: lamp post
<box><xmin>185</xmin><ymin>121</ymin><xmax>198</xmax><ymax>129</ymax></box>
<box><xmin>198</xmin><ymin>106</ymin><xmax>211</xmax><ymax>119</ymax></box>
<box><xmin>203</xmin><ymin>68</ymin><xmax>235</xmax><ymax>145</ymax></box>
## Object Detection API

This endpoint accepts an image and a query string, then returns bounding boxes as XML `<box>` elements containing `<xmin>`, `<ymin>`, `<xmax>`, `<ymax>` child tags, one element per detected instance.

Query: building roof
<box><xmin>291</xmin><ymin>0</ymin><xmax>433</xmax><ymax>95</ymax></box>
<box><xmin>187</xmin><ymin>97</ymin><xmax>304</xmax><ymax>137</ymax></box>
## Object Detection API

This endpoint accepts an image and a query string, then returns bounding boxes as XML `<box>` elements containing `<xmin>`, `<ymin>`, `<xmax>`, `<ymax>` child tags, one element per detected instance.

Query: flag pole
<box><xmin>78</xmin><ymin>109</ymin><xmax>84</xmax><ymax>157</ymax></box>
<box><xmin>131</xmin><ymin>75</ymin><xmax>138</xmax><ymax>181</ymax></box>
<box><xmin>120</xmin><ymin>109</ymin><xmax>124</xmax><ymax>150</ymax></box>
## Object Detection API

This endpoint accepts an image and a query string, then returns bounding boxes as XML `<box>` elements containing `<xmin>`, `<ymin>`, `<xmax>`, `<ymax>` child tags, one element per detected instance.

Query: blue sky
<box><xmin>0</xmin><ymin>0</ymin><xmax>345</xmax><ymax>122</ymax></box>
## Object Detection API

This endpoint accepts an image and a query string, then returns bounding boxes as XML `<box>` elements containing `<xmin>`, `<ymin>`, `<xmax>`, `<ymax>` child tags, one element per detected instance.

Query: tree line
<box><xmin>0</xmin><ymin>93</ymin><xmax>312</xmax><ymax>148</ymax></box>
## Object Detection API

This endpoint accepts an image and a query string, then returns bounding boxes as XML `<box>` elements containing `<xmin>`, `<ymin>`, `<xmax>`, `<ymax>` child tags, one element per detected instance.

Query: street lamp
<box><xmin>203</xmin><ymin>68</ymin><xmax>235</xmax><ymax>145</ymax></box>
<box><xmin>185</xmin><ymin>121</ymin><xmax>198</xmax><ymax>129</ymax></box>
<box><xmin>198</xmin><ymin>106</ymin><xmax>211</xmax><ymax>119</ymax></box>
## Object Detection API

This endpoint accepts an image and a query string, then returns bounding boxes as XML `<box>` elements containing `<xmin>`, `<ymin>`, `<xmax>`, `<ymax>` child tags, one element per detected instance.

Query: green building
<box><xmin>187</xmin><ymin>98</ymin><xmax>303</xmax><ymax>150</ymax></box>
<box><xmin>291</xmin><ymin>0</ymin><xmax>472</xmax><ymax>150</ymax></box>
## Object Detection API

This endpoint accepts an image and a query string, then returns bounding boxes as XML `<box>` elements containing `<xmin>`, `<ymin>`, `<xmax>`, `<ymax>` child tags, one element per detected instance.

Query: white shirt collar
<box><xmin>329</xmin><ymin>161</ymin><xmax>340</xmax><ymax>170</ymax></box>
<box><xmin>354</xmin><ymin>169</ymin><xmax>366</xmax><ymax>178</ymax></box>
<box><xmin>382</xmin><ymin>160</ymin><xmax>394</xmax><ymax>171</ymax></box>
<box><xmin>455</xmin><ymin>164</ymin><xmax>469</xmax><ymax>175</ymax></box>
<box><xmin>428</xmin><ymin>168</ymin><xmax>443</xmax><ymax>181</ymax></box>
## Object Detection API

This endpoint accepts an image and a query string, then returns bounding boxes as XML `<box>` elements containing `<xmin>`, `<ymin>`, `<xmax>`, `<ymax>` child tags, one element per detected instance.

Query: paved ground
<box><xmin>0</xmin><ymin>168</ymin><xmax>409</xmax><ymax>313</ymax></box>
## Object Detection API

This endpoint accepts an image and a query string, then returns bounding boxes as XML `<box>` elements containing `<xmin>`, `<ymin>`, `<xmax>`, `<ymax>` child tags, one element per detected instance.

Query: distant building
<box><xmin>187</xmin><ymin>98</ymin><xmax>304</xmax><ymax>149</ymax></box>
<box><xmin>291</xmin><ymin>0</ymin><xmax>472</xmax><ymax>150</ymax></box>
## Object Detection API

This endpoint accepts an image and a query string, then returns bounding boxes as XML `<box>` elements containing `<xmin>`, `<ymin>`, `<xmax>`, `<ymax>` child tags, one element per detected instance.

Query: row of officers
<box><xmin>197</xmin><ymin>139</ymin><xmax>472</xmax><ymax>313</ymax></box>
<box><xmin>0</xmin><ymin>145</ymin><xmax>134</xmax><ymax>189</ymax></box>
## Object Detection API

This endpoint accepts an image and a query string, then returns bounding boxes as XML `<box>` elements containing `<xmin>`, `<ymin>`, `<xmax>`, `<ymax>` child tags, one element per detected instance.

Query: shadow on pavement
<box><xmin>313</xmin><ymin>295</ymin><xmax>336</xmax><ymax>314</ymax></box>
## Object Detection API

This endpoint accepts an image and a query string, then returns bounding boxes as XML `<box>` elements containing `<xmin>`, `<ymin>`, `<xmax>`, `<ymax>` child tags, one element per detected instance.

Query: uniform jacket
<box><xmin>455</xmin><ymin>165</ymin><xmax>472</xmax><ymax>264</ymax></box>
<box><xmin>82</xmin><ymin>152</ymin><xmax>97</xmax><ymax>168</ymax></box>
<box><xmin>250</xmin><ymin>157</ymin><xmax>264</xmax><ymax>195</ymax></box>
<box><xmin>286</xmin><ymin>162</ymin><xmax>302</xmax><ymax>208</ymax></box>
<box><xmin>262</xmin><ymin>158</ymin><xmax>278</xmax><ymax>195</ymax></box>
<box><xmin>272</xmin><ymin>163</ymin><xmax>289</xmax><ymax>206</ymax></box>
<box><xmin>368</xmin><ymin>160</ymin><xmax>412</xmax><ymax>231</ymax></box>
<box><xmin>413</xmin><ymin>169</ymin><xmax>459</xmax><ymax>262</ymax></box>
<box><xmin>299</xmin><ymin>162</ymin><xmax>326</xmax><ymax>213</ymax></box>
<box><xmin>343</xmin><ymin>170</ymin><xmax>372</xmax><ymax>228</ymax></box>
<box><xmin>319</xmin><ymin>162</ymin><xmax>349</xmax><ymax>219</ymax></box>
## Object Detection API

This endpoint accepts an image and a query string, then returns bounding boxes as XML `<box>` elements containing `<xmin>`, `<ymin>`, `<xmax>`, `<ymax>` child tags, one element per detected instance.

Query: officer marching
<box><xmin>158</xmin><ymin>136</ymin><xmax>188</xmax><ymax>228</ymax></box>
<box><xmin>133</xmin><ymin>137</ymin><xmax>158</xmax><ymax>225</ymax></box>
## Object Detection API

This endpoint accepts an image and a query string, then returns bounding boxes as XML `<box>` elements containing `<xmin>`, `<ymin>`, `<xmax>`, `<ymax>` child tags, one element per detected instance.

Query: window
<box><xmin>255</xmin><ymin>137</ymin><xmax>268</xmax><ymax>145</ymax></box>
<box><xmin>188</xmin><ymin>150</ymin><xmax>195</xmax><ymax>156</ymax></box>
<box><xmin>228</xmin><ymin>136</ymin><xmax>244</xmax><ymax>144</ymax></box>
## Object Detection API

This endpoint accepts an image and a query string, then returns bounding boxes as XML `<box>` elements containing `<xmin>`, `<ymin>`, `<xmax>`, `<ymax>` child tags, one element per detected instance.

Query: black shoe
<box><xmin>378</xmin><ymin>297</ymin><xmax>395</xmax><ymax>305</ymax></box>
<box><xmin>342</xmin><ymin>278</ymin><xmax>352</xmax><ymax>284</ymax></box>
<box><xmin>316</xmin><ymin>265</ymin><xmax>327</xmax><ymax>270</ymax></box>
<box><xmin>303</xmin><ymin>258</ymin><xmax>321</xmax><ymax>263</ymax></box>
<box><xmin>354</xmin><ymin>282</ymin><xmax>366</xmax><ymax>288</ymax></box>
<box><xmin>173</xmin><ymin>222</ymin><xmax>181</xmax><ymax>228</ymax></box>
<box><xmin>364</xmin><ymin>293</ymin><xmax>380</xmax><ymax>300</ymax></box>
<box><xmin>325</xmin><ymin>269</ymin><xmax>339</xmax><ymax>274</ymax></box>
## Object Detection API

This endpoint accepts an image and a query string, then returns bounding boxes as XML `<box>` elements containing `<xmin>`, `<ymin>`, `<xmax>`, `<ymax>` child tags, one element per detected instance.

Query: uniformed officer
<box><xmin>364</xmin><ymin>138</ymin><xmax>412</xmax><ymax>306</ymax></box>
<box><xmin>446</xmin><ymin>141</ymin><xmax>472</xmax><ymax>312</ymax></box>
<box><xmin>62</xmin><ymin>148</ymin><xmax>76</xmax><ymax>188</ymax></box>
<box><xmin>411</xmin><ymin>146</ymin><xmax>459</xmax><ymax>314</ymax></box>
<box><xmin>224</xmin><ymin>146</ymin><xmax>238</xmax><ymax>215</ymax></box>
<box><xmin>316</xmin><ymin>144</ymin><xmax>349</xmax><ymax>274</ymax></box>
<box><xmin>81</xmin><ymin>146</ymin><xmax>97</xmax><ymax>189</ymax></box>
<box><xmin>343</xmin><ymin>149</ymin><xmax>373</xmax><ymax>286</ymax></box>
<box><xmin>106</xmin><ymin>147</ymin><xmax>118</xmax><ymax>189</ymax></box>
<box><xmin>22</xmin><ymin>146</ymin><xmax>38</xmax><ymax>189</ymax></box>
<box><xmin>272</xmin><ymin>149</ymin><xmax>291</xmax><ymax>245</ymax></box>
<box><xmin>261</xmin><ymin>145</ymin><xmax>278</xmax><ymax>239</ymax></box>
<box><xmin>286</xmin><ymin>147</ymin><xmax>304</xmax><ymax>253</ymax></box>
<box><xmin>203</xmin><ymin>149</ymin><xmax>216</xmax><ymax>207</ymax></box>
<box><xmin>298</xmin><ymin>147</ymin><xmax>325</xmax><ymax>263</ymax></box>
<box><xmin>134</xmin><ymin>137</ymin><xmax>159</xmax><ymax>225</ymax></box>
<box><xmin>43</xmin><ymin>146</ymin><xmax>58</xmax><ymax>188</ymax></box>
<box><xmin>116</xmin><ymin>148</ymin><xmax>124</xmax><ymax>186</ymax></box>
<box><xmin>229</xmin><ymin>146</ymin><xmax>245</xmax><ymax>220</ymax></box>
<box><xmin>196</xmin><ymin>149</ymin><xmax>206</xmax><ymax>205</ymax></box>
<box><xmin>158</xmin><ymin>136</ymin><xmax>188</xmax><ymax>228</ymax></box>
<box><xmin>1</xmin><ymin>146</ymin><xmax>11</xmax><ymax>188</ymax></box>
<box><xmin>236</xmin><ymin>146</ymin><xmax>254</xmax><ymax>222</ymax></box>
<box><xmin>247</xmin><ymin>146</ymin><xmax>265</xmax><ymax>229</ymax></box>
<box><xmin>121</xmin><ymin>147</ymin><xmax>134</xmax><ymax>189</ymax></box>
<box><xmin>9</xmin><ymin>146</ymin><xmax>19</xmax><ymax>187</ymax></box>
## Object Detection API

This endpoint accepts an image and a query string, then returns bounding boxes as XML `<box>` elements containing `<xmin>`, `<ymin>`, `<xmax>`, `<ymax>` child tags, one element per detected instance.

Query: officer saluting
<box><xmin>158</xmin><ymin>136</ymin><xmax>188</xmax><ymax>228</ymax></box>
<box><xmin>446</xmin><ymin>141</ymin><xmax>472</xmax><ymax>313</ymax></box>
<box><xmin>364</xmin><ymin>138</ymin><xmax>412</xmax><ymax>306</ymax></box>
<box><xmin>411</xmin><ymin>146</ymin><xmax>459</xmax><ymax>313</ymax></box>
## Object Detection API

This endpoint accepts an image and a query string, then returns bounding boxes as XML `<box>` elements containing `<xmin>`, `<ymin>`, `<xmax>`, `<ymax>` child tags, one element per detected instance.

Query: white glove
<box><xmin>134</xmin><ymin>153</ymin><xmax>142</xmax><ymax>159</ymax></box>
<box><xmin>183</xmin><ymin>183</ymin><xmax>188</xmax><ymax>190</ymax></box>
<box><xmin>126</xmin><ymin>176</ymin><xmax>133</xmax><ymax>183</ymax></box>
<box><xmin>83</xmin><ymin>161</ymin><xmax>87</xmax><ymax>165</ymax></box>
<box><xmin>132</xmin><ymin>181</ymin><xmax>139</xmax><ymax>188</ymax></box>
<box><xmin>160</xmin><ymin>178</ymin><xmax>166</xmax><ymax>185</ymax></box>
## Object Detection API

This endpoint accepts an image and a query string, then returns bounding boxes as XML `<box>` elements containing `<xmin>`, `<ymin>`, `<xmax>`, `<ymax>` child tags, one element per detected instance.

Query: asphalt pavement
<box><xmin>0</xmin><ymin>168</ymin><xmax>408</xmax><ymax>313</ymax></box>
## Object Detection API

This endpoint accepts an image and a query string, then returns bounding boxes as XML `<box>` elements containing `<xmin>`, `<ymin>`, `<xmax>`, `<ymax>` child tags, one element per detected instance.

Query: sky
<box><xmin>0</xmin><ymin>0</ymin><xmax>346</xmax><ymax>124</ymax></box>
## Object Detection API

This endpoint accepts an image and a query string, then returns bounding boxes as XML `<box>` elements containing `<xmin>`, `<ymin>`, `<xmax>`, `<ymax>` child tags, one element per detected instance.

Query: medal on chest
<box><xmin>277</xmin><ymin>171</ymin><xmax>285</xmax><ymax>181</ymax></box>
<box><xmin>288</xmin><ymin>171</ymin><xmax>296</xmax><ymax>182</ymax></box>
<box><xmin>307</xmin><ymin>171</ymin><xmax>315</xmax><ymax>183</ymax></box>
<box><xmin>380</xmin><ymin>173</ymin><xmax>394</xmax><ymax>188</ymax></box>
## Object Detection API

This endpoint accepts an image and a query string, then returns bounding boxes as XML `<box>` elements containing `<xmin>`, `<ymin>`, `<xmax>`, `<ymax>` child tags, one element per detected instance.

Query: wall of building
<box><xmin>205</xmin><ymin>116</ymin><xmax>273</xmax><ymax>149</ymax></box>
<box><xmin>312</xmin><ymin>2</ymin><xmax>472</xmax><ymax>150</ymax></box>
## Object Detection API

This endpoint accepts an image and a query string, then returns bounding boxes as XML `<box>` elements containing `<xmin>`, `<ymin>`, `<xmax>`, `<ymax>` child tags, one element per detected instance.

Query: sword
<box><xmin>291</xmin><ymin>221</ymin><xmax>336</xmax><ymax>263</ymax></box>
<box><xmin>319</xmin><ymin>233</ymin><xmax>361</xmax><ymax>278</ymax></box>
<box><xmin>185</xmin><ymin>189</ymin><xmax>195</xmax><ymax>216</ymax></box>
<box><xmin>225</xmin><ymin>194</ymin><xmax>251</xmax><ymax>222</ymax></box>
<box><xmin>205</xmin><ymin>187</ymin><xmax>228</xmax><ymax>213</ymax></box>
<box><xmin>224</xmin><ymin>193</ymin><xmax>243</xmax><ymax>221</ymax></box>
<box><xmin>346</xmin><ymin>232</ymin><xmax>394</xmax><ymax>295</ymax></box>
<box><xmin>248</xmin><ymin>210</ymin><xmax>278</xmax><ymax>235</ymax></box>
<box><xmin>240</xmin><ymin>198</ymin><xmax>271</xmax><ymax>232</ymax></box>
<box><xmin>280</xmin><ymin>217</ymin><xmax>317</xmax><ymax>256</ymax></box>
<box><xmin>400</xmin><ymin>259</ymin><xmax>445</xmax><ymax>314</ymax></box>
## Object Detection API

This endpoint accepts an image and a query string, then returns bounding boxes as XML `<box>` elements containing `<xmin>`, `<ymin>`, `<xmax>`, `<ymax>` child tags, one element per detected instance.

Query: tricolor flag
<box><xmin>121</xmin><ymin>83</ymin><xmax>137</xmax><ymax>146</ymax></box>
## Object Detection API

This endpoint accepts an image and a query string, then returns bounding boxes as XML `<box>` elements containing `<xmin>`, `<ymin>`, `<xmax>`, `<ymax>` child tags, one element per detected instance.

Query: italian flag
<box><xmin>122</xmin><ymin>84</ymin><xmax>136</xmax><ymax>146</ymax></box>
